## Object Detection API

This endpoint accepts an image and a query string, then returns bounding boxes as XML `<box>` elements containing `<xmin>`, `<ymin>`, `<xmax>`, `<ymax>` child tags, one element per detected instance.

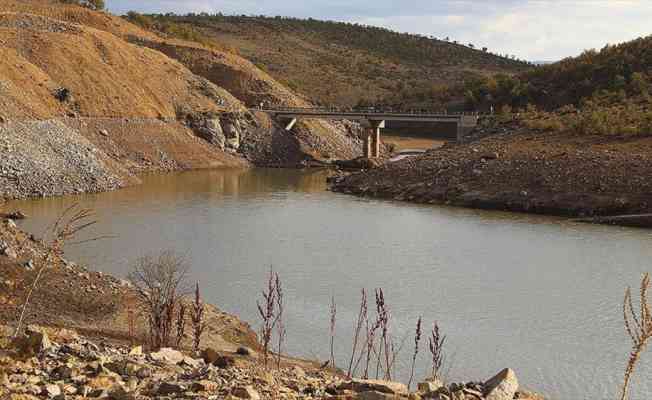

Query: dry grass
<box><xmin>621</xmin><ymin>273</ymin><xmax>652</xmax><ymax>400</ymax></box>
<box><xmin>13</xmin><ymin>204</ymin><xmax>96</xmax><ymax>337</ymax></box>
<box><xmin>191</xmin><ymin>283</ymin><xmax>206</xmax><ymax>355</ymax></box>
<box><xmin>428</xmin><ymin>322</ymin><xmax>446</xmax><ymax>380</ymax></box>
<box><xmin>257</xmin><ymin>267</ymin><xmax>283</xmax><ymax>368</ymax></box>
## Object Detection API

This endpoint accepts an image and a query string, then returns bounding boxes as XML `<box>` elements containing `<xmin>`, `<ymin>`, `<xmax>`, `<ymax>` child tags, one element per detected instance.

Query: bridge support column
<box><xmin>362</xmin><ymin>119</ymin><xmax>385</xmax><ymax>158</ymax></box>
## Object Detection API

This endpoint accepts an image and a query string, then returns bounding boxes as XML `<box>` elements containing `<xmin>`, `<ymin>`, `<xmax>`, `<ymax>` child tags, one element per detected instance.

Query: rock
<box><xmin>181</xmin><ymin>355</ymin><xmax>202</xmax><ymax>368</ymax></box>
<box><xmin>236</xmin><ymin>346</ymin><xmax>252</xmax><ymax>356</ymax></box>
<box><xmin>5</xmin><ymin>218</ymin><xmax>18</xmax><ymax>228</ymax></box>
<box><xmin>43</xmin><ymin>384</ymin><xmax>61</xmax><ymax>398</ymax></box>
<box><xmin>149</xmin><ymin>347</ymin><xmax>184</xmax><ymax>364</ymax></box>
<box><xmin>201</xmin><ymin>348</ymin><xmax>220</xmax><ymax>364</ymax></box>
<box><xmin>232</xmin><ymin>385</ymin><xmax>261</xmax><ymax>399</ymax></box>
<box><xmin>191</xmin><ymin>116</ymin><xmax>226</xmax><ymax>149</ymax></box>
<box><xmin>480</xmin><ymin>152</ymin><xmax>499</xmax><ymax>160</ymax></box>
<box><xmin>14</xmin><ymin>326</ymin><xmax>52</xmax><ymax>355</ymax></box>
<box><xmin>483</xmin><ymin>368</ymin><xmax>519</xmax><ymax>400</ymax></box>
<box><xmin>222</xmin><ymin>119</ymin><xmax>241</xmax><ymax>150</ymax></box>
<box><xmin>213</xmin><ymin>354</ymin><xmax>236</xmax><ymax>369</ymax></box>
<box><xmin>418</xmin><ymin>378</ymin><xmax>444</xmax><ymax>394</ymax></box>
<box><xmin>191</xmin><ymin>380</ymin><xmax>219</xmax><ymax>393</ymax></box>
<box><xmin>1</xmin><ymin>242</ymin><xmax>18</xmax><ymax>259</ymax></box>
<box><xmin>357</xmin><ymin>391</ymin><xmax>399</xmax><ymax>400</ymax></box>
<box><xmin>339</xmin><ymin>379</ymin><xmax>408</xmax><ymax>396</ymax></box>
<box><xmin>106</xmin><ymin>384</ymin><xmax>133</xmax><ymax>400</ymax></box>
<box><xmin>24</xmin><ymin>260</ymin><xmax>35</xmax><ymax>271</ymax></box>
<box><xmin>291</xmin><ymin>366</ymin><xmax>306</xmax><ymax>378</ymax></box>
<box><xmin>128</xmin><ymin>346</ymin><xmax>142</xmax><ymax>356</ymax></box>
<box><xmin>50</xmin><ymin>365</ymin><xmax>72</xmax><ymax>380</ymax></box>
<box><xmin>515</xmin><ymin>390</ymin><xmax>545</xmax><ymax>400</ymax></box>
<box><xmin>157</xmin><ymin>382</ymin><xmax>185</xmax><ymax>395</ymax></box>
<box><xmin>462</xmin><ymin>388</ymin><xmax>484</xmax><ymax>399</ymax></box>
<box><xmin>99</xmin><ymin>129</ymin><xmax>109</xmax><ymax>137</ymax></box>
<box><xmin>451</xmin><ymin>390</ymin><xmax>466</xmax><ymax>400</ymax></box>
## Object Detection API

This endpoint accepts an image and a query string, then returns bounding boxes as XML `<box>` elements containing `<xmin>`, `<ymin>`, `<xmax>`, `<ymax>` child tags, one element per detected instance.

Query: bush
<box><xmin>128</xmin><ymin>251</ymin><xmax>189</xmax><ymax>350</ymax></box>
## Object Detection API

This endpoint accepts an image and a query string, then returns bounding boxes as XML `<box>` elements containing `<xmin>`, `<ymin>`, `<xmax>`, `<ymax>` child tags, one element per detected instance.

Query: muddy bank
<box><xmin>331</xmin><ymin>128</ymin><xmax>652</xmax><ymax>219</ymax></box>
<box><xmin>0</xmin><ymin>218</ymin><xmax>258</xmax><ymax>352</ymax></box>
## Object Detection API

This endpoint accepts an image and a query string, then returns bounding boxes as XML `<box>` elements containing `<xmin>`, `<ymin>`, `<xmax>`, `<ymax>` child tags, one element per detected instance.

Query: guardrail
<box><xmin>251</xmin><ymin>106</ymin><xmax>484</xmax><ymax>117</ymax></box>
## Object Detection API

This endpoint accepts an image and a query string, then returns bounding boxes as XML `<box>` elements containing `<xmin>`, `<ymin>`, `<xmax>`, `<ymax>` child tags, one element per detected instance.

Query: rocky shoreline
<box><xmin>331</xmin><ymin>122</ymin><xmax>652</xmax><ymax>222</ymax></box>
<box><xmin>1</xmin><ymin>325</ymin><xmax>543</xmax><ymax>400</ymax></box>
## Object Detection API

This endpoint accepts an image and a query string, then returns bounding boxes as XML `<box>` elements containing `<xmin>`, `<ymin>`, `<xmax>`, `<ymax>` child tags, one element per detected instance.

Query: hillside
<box><xmin>333</xmin><ymin>35</ymin><xmax>652</xmax><ymax>218</ymax></box>
<box><xmin>466</xmin><ymin>35</ymin><xmax>652</xmax><ymax>111</ymax></box>
<box><xmin>124</xmin><ymin>13</ymin><xmax>533</xmax><ymax>109</ymax></box>
<box><xmin>0</xmin><ymin>1</ymin><xmax>363</xmax><ymax>199</ymax></box>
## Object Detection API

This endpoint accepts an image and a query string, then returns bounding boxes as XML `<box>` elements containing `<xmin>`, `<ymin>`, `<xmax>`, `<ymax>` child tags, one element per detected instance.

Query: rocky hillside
<box><xmin>0</xmin><ymin>1</ymin><xmax>362</xmax><ymax>199</ymax></box>
<box><xmin>124</xmin><ymin>13</ymin><xmax>532</xmax><ymax>109</ymax></box>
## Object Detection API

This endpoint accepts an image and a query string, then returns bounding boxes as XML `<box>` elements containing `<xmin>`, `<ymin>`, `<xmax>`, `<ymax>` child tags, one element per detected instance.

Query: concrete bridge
<box><xmin>256</xmin><ymin>107</ymin><xmax>480</xmax><ymax>158</ymax></box>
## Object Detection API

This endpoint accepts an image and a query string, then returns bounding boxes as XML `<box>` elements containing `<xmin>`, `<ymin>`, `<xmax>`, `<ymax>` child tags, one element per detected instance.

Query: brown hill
<box><xmin>0</xmin><ymin>1</ymin><xmax>363</xmax><ymax>199</ymax></box>
<box><xmin>126</xmin><ymin>14</ymin><xmax>533</xmax><ymax>109</ymax></box>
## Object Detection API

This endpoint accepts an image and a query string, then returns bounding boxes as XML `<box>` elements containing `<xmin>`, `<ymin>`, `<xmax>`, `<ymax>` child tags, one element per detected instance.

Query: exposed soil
<box><xmin>332</xmin><ymin>123</ymin><xmax>652</xmax><ymax>218</ymax></box>
<box><xmin>0</xmin><ymin>219</ymin><xmax>259</xmax><ymax>352</ymax></box>
<box><xmin>0</xmin><ymin>1</ymin><xmax>365</xmax><ymax>201</ymax></box>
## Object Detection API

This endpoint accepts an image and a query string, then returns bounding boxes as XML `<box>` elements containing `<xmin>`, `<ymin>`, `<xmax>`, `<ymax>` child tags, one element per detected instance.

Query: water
<box><xmin>8</xmin><ymin>169</ymin><xmax>652</xmax><ymax>400</ymax></box>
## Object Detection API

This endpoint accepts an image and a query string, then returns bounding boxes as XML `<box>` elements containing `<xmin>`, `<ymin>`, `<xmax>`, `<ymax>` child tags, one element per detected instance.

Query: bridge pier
<box><xmin>362</xmin><ymin>119</ymin><xmax>385</xmax><ymax>158</ymax></box>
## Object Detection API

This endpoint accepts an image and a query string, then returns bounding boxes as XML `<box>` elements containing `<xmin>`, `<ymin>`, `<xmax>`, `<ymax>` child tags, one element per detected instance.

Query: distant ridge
<box><xmin>125</xmin><ymin>13</ymin><xmax>533</xmax><ymax>109</ymax></box>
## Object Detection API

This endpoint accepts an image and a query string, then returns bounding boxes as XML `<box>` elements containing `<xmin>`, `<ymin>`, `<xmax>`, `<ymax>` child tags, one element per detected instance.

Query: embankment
<box><xmin>0</xmin><ymin>2</ymin><xmax>363</xmax><ymax>200</ymax></box>
<box><xmin>332</xmin><ymin>125</ymin><xmax>652</xmax><ymax>218</ymax></box>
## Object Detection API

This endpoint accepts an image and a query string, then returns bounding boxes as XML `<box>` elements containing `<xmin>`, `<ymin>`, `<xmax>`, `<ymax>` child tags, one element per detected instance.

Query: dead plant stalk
<box><xmin>621</xmin><ymin>273</ymin><xmax>652</xmax><ymax>400</ymax></box>
<box><xmin>13</xmin><ymin>204</ymin><xmax>97</xmax><ymax>337</ymax></box>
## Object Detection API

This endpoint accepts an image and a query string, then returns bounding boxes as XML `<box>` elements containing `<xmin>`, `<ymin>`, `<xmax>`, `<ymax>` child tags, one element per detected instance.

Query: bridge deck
<box><xmin>256</xmin><ymin>108</ymin><xmax>479</xmax><ymax>123</ymax></box>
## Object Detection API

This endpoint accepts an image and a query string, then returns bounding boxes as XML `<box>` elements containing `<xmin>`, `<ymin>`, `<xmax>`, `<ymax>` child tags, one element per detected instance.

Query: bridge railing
<box><xmin>251</xmin><ymin>105</ymin><xmax>484</xmax><ymax>116</ymax></box>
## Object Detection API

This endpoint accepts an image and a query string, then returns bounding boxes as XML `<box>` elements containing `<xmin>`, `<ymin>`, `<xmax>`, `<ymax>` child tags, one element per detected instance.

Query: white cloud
<box><xmin>107</xmin><ymin>0</ymin><xmax>652</xmax><ymax>61</ymax></box>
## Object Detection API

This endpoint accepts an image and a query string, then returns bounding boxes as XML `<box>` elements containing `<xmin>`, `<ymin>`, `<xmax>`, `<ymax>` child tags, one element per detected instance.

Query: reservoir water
<box><xmin>9</xmin><ymin>168</ymin><xmax>652</xmax><ymax>400</ymax></box>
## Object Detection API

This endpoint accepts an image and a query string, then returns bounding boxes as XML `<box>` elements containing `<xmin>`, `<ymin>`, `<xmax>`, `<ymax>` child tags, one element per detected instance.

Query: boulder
<box><xmin>418</xmin><ymin>378</ymin><xmax>444</xmax><ymax>394</ymax></box>
<box><xmin>222</xmin><ymin>119</ymin><xmax>241</xmax><ymax>150</ymax></box>
<box><xmin>484</xmin><ymin>369</ymin><xmax>518</xmax><ymax>400</ymax></box>
<box><xmin>43</xmin><ymin>384</ymin><xmax>62</xmax><ymax>398</ymax></box>
<box><xmin>339</xmin><ymin>379</ymin><xmax>408</xmax><ymax>396</ymax></box>
<box><xmin>232</xmin><ymin>385</ymin><xmax>261</xmax><ymax>399</ymax></box>
<box><xmin>149</xmin><ymin>348</ymin><xmax>184</xmax><ymax>364</ymax></box>
<box><xmin>200</xmin><ymin>348</ymin><xmax>220</xmax><ymax>364</ymax></box>
<box><xmin>194</xmin><ymin>118</ymin><xmax>226</xmax><ymax>149</ymax></box>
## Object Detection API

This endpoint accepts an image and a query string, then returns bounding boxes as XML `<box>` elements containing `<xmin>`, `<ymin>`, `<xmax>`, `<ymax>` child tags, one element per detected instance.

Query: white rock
<box><xmin>149</xmin><ymin>348</ymin><xmax>184</xmax><ymax>364</ymax></box>
<box><xmin>484</xmin><ymin>368</ymin><xmax>519</xmax><ymax>400</ymax></box>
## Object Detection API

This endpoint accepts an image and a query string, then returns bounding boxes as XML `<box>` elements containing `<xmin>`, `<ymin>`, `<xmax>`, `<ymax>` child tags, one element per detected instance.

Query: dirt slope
<box><xmin>0</xmin><ymin>0</ymin><xmax>363</xmax><ymax>170</ymax></box>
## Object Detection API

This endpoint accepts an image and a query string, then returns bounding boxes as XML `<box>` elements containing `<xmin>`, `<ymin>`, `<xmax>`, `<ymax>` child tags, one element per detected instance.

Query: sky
<box><xmin>107</xmin><ymin>0</ymin><xmax>652</xmax><ymax>61</ymax></box>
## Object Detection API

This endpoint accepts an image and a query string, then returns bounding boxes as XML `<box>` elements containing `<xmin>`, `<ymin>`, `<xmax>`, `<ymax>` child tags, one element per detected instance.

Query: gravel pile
<box><xmin>0</xmin><ymin>120</ymin><xmax>128</xmax><ymax>199</ymax></box>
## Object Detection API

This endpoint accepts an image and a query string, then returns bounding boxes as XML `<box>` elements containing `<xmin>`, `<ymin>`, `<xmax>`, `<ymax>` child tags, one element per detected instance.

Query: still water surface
<box><xmin>9</xmin><ymin>169</ymin><xmax>652</xmax><ymax>400</ymax></box>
